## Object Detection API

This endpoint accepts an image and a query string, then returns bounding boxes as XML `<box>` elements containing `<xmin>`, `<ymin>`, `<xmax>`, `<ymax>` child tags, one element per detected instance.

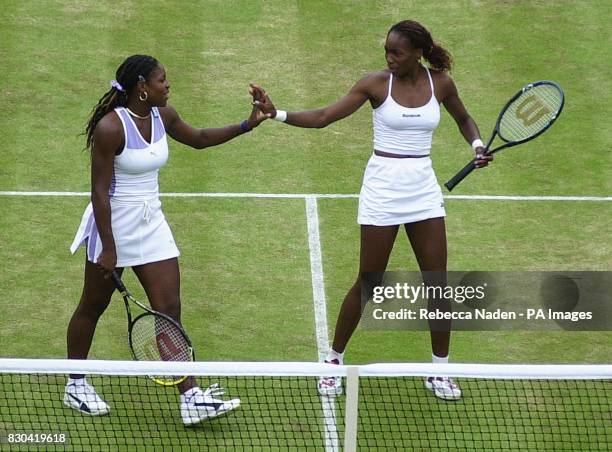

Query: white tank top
<box><xmin>372</xmin><ymin>67</ymin><xmax>440</xmax><ymax>155</ymax></box>
<box><xmin>111</xmin><ymin>107</ymin><xmax>169</xmax><ymax>201</ymax></box>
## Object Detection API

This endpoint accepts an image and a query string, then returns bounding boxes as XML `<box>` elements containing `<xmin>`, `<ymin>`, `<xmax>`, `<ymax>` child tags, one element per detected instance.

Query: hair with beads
<box><xmin>84</xmin><ymin>55</ymin><xmax>159</xmax><ymax>151</ymax></box>
<box><xmin>388</xmin><ymin>20</ymin><xmax>452</xmax><ymax>72</ymax></box>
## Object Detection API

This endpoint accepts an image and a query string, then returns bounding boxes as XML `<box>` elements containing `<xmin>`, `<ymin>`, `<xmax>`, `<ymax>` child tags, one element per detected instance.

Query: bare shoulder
<box><xmin>356</xmin><ymin>70</ymin><xmax>389</xmax><ymax>89</ymax></box>
<box><xmin>158</xmin><ymin>105</ymin><xmax>179</xmax><ymax>124</ymax></box>
<box><xmin>430</xmin><ymin>69</ymin><xmax>454</xmax><ymax>89</ymax></box>
<box><xmin>93</xmin><ymin>111</ymin><xmax>123</xmax><ymax>143</ymax></box>
<box><xmin>90</xmin><ymin>110</ymin><xmax>125</xmax><ymax>155</ymax></box>
<box><xmin>95</xmin><ymin>110</ymin><xmax>122</xmax><ymax>134</ymax></box>
<box><xmin>351</xmin><ymin>70</ymin><xmax>389</xmax><ymax>107</ymax></box>
<box><xmin>366</xmin><ymin>70</ymin><xmax>391</xmax><ymax>81</ymax></box>
<box><xmin>430</xmin><ymin>69</ymin><xmax>457</xmax><ymax>101</ymax></box>
<box><xmin>352</xmin><ymin>70</ymin><xmax>390</xmax><ymax>105</ymax></box>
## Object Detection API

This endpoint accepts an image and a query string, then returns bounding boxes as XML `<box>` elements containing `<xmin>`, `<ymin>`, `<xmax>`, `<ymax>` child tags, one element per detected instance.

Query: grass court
<box><xmin>0</xmin><ymin>1</ymin><xmax>610</xmax><ymax>449</ymax></box>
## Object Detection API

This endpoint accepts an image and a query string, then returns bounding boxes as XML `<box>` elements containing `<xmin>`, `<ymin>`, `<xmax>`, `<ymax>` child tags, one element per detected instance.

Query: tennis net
<box><xmin>0</xmin><ymin>359</ymin><xmax>610</xmax><ymax>451</ymax></box>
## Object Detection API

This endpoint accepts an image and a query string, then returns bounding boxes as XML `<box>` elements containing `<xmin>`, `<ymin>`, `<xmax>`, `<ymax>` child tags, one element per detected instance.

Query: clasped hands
<box><xmin>247</xmin><ymin>84</ymin><xmax>277</xmax><ymax>125</ymax></box>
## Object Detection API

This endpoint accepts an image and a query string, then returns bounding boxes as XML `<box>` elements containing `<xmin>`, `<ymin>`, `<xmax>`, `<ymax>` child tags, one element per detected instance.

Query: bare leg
<box><xmin>131</xmin><ymin>258</ymin><xmax>196</xmax><ymax>394</ymax></box>
<box><xmin>133</xmin><ymin>258</ymin><xmax>240</xmax><ymax>423</ymax></box>
<box><xmin>132</xmin><ymin>258</ymin><xmax>182</xmax><ymax>321</ymax></box>
<box><xmin>331</xmin><ymin>225</ymin><xmax>399</xmax><ymax>354</ymax></box>
<box><xmin>404</xmin><ymin>217</ymin><xmax>449</xmax><ymax>357</ymax></box>
<box><xmin>66</xmin><ymin>260</ymin><xmax>123</xmax><ymax>378</ymax></box>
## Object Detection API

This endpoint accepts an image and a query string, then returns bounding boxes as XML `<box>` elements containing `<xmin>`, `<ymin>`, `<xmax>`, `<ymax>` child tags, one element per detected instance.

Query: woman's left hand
<box><xmin>246</xmin><ymin>84</ymin><xmax>272</xmax><ymax>129</ymax></box>
<box><xmin>474</xmin><ymin>148</ymin><xmax>493</xmax><ymax>168</ymax></box>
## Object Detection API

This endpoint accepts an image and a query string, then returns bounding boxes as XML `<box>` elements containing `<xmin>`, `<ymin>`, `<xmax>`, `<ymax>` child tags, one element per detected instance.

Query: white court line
<box><xmin>445</xmin><ymin>195</ymin><xmax>612</xmax><ymax>202</ymax></box>
<box><xmin>0</xmin><ymin>191</ymin><xmax>610</xmax><ymax>201</ymax></box>
<box><xmin>305</xmin><ymin>196</ymin><xmax>339</xmax><ymax>452</ymax></box>
<box><xmin>305</xmin><ymin>197</ymin><xmax>332</xmax><ymax>360</ymax></box>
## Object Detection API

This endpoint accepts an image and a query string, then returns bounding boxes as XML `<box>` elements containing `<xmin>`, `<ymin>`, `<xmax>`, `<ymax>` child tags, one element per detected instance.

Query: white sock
<box><xmin>432</xmin><ymin>353</ymin><xmax>449</xmax><ymax>364</ymax></box>
<box><xmin>326</xmin><ymin>349</ymin><xmax>345</xmax><ymax>365</ymax></box>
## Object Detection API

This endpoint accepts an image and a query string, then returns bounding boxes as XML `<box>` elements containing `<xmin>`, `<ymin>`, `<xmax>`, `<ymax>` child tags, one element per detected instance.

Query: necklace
<box><xmin>126</xmin><ymin>107</ymin><xmax>150</xmax><ymax>120</ymax></box>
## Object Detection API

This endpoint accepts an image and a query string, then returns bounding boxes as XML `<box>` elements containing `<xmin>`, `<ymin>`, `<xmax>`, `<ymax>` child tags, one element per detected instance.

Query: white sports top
<box><xmin>111</xmin><ymin>107</ymin><xmax>169</xmax><ymax>201</ymax></box>
<box><xmin>372</xmin><ymin>67</ymin><xmax>440</xmax><ymax>155</ymax></box>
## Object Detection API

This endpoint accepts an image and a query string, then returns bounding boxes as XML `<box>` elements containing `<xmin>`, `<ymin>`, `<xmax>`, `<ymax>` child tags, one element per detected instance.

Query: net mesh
<box><xmin>1</xmin><ymin>360</ymin><xmax>610</xmax><ymax>451</ymax></box>
<box><xmin>499</xmin><ymin>83</ymin><xmax>563</xmax><ymax>142</ymax></box>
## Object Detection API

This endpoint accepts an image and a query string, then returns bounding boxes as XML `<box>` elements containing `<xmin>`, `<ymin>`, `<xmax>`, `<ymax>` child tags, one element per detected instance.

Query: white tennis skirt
<box><xmin>357</xmin><ymin>153</ymin><xmax>446</xmax><ymax>226</ymax></box>
<box><xmin>70</xmin><ymin>197</ymin><xmax>180</xmax><ymax>267</ymax></box>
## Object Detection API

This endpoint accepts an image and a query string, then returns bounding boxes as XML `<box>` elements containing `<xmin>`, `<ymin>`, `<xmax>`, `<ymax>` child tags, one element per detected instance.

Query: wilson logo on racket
<box><xmin>515</xmin><ymin>95</ymin><xmax>552</xmax><ymax>127</ymax></box>
<box><xmin>158</xmin><ymin>332</ymin><xmax>183</xmax><ymax>359</ymax></box>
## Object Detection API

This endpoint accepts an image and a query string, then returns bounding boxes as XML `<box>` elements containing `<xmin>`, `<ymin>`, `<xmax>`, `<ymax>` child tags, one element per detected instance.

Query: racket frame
<box><xmin>445</xmin><ymin>81</ymin><xmax>565</xmax><ymax>191</ymax></box>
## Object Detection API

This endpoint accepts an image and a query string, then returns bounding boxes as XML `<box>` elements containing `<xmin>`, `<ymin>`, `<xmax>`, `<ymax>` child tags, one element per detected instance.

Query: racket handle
<box><xmin>444</xmin><ymin>159</ymin><xmax>477</xmax><ymax>191</ymax></box>
<box><xmin>110</xmin><ymin>271</ymin><xmax>127</xmax><ymax>292</ymax></box>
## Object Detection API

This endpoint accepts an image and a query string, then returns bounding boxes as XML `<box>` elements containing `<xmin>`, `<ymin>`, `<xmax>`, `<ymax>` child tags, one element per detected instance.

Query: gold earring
<box><xmin>139</xmin><ymin>91</ymin><xmax>148</xmax><ymax>102</ymax></box>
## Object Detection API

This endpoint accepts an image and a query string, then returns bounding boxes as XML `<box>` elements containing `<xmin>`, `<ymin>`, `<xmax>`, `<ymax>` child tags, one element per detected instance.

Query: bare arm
<box><xmin>161</xmin><ymin>102</ymin><xmax>269</xmax><ymax>149</ymax></box>
<box><xmin>90</xmin><ymin>113</ymin><xmax>124</xmax><ymax>273</ymax></box>
<box><xmin>251</xmin><ymin>75</ymin><xmax>374</xmax><ymax>128</ymax></box>
<box><xmin>439</xmin><ymin>74</ymin><xmax>482</xmax><ymax>144</ymax></box>
<box><xmin>438</xmin><ymin>74</ymin><xmax>492</xmax><ymax>167</ymax></box>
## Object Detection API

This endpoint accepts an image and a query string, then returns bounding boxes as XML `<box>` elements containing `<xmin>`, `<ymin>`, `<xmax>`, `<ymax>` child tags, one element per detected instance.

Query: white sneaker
<box><xmin>317</xmin><ymin>359</ymin><xmax>342</xmax><ymax>396</ymax></box>
<box><xmin>180</xmin><ymin>384</ymin><xmax>241</xmax><ymax>426</ymax></box>
<box><xmin>63</xmin><ymin>378</ymin><xmax>110</xmax><ymax>416</ymax></box>
<box><xmin>425</xmin><ymin>376</ymin><xmax>462</xmax><ymax>401</ymax></box>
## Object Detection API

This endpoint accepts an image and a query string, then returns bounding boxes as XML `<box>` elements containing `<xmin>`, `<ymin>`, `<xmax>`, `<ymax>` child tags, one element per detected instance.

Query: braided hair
<box><xmin>84</xmin><ymin>55</ymin><xmax>159</xmax><ymax>150</ymax></box>
<box><xmin>388</xmin><ymin>20</ymin><xmax>452</xmax><ymax>72</ymax></box>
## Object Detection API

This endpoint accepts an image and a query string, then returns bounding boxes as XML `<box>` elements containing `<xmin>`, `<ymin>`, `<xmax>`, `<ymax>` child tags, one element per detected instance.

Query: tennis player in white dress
<box><xmin>66</xmin><ymin>54</ymin><xmax>270</xmax><ymax>425</ymax></box>
<box><xmin>251</xmin><ymin>20</ymin><xmax>492</xmax><ymax>401</ymax></box>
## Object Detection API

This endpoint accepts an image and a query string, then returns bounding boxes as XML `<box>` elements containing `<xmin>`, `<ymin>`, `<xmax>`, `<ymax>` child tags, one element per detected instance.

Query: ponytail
<box><xmin>84</xmin><ymin>88</ymin><xmax>127</xmax><ymax>150</ymax></box>
<box><xmin>423</xmin><ymin>41</ymin><xmax>452</xmax><ymax>72</ymax></box>
<box><xmin>389</xmin><ymin>20</ymin><xmax>453</xmax><ymax>72</ymax></box>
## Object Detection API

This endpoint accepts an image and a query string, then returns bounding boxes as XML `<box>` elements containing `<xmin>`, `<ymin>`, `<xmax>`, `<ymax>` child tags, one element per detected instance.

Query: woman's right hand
<box><xmin>96</xmin><ymin>247</ymin><xmax>117</xmax><ymax>278</ymax></box>
<box><xmin>249</xmin><ymin>83</ymin><xmax>277</xmax><ymax>118</ymax></box>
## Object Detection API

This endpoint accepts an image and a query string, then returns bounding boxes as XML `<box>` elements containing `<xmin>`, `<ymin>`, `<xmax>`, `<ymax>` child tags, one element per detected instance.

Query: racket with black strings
<box><xmin>445</xmin><ymin>81</ymin><xmax>565</xmax><ymax>191</ymax></box>
<box><xmin>111</xmin><ymin>271</ymin><xmax>194</xmax><ymax>386</ymax></box>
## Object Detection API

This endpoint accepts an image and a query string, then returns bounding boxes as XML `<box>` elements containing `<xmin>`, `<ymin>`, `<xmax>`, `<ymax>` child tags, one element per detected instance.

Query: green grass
<box><xmin>357</xmin><ymin>377</ymin><xmax>609</xmax><ymax>451</ymax></box>
<box><xmin>0</xmin><ymin>0</ymin><xmax>610</xmax><ymax>450</ymax></box>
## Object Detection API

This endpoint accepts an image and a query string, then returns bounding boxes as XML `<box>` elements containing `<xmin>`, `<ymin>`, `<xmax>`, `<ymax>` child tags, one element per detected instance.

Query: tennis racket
<box><xmin>445</xmin><ymin>81</ymin><xmax>565</xmax><ymax>191</ymax></box>
<box><xmin>111</xmin><ymin>271</ymin><xmax>194</xmax><ymax>386</ymax></box>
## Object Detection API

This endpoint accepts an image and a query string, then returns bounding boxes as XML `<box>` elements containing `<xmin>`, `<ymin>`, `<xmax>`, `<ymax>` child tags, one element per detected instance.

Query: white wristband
<box><xmin>274</xmin><ymin>110</ymin><xmax>287</xmax><ymax>122</ymax></box>
<box><xmin>471</xmin><ymin>139</ymin><xmax>484</xmax><ymax>151</ymax></box>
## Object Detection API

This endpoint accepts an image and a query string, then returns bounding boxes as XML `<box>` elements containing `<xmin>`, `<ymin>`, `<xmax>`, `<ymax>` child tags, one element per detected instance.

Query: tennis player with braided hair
<box><xmin>66</xmin><ymin>54</ymin><xmax>269</xmax><ymax>424</ymax></box>
<box><xmin>252</xmin><ymin>20</ymin><xmax>492</xmax><ymax>400</ymax></box>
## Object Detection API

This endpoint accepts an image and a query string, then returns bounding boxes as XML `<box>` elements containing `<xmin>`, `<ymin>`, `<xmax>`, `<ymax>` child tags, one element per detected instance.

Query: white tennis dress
<box><xmin>70</xmin><ymin>107</ymin><xmax>180</xmax><ymax>267</ymax></box>
<box><xmin>358</xmin><ymin>67</ymin><xmax>446</xmax><ymax>226</ymax></box>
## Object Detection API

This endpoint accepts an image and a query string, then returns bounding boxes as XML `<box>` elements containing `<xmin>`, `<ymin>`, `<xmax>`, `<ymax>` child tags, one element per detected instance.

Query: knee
<box><xmin>355</xmin><ymin>272</ymin><xmax>384</xmax><ymax>299</ymax></box>
<box><xmin>74</xmin><ymin>294</ymin><xmax>111</xmax><ymax>320</ymax></box>
<box><xmin>155</xmin><ymin>296</ymin><xmax>181</xmax><ymax>321</ymax></box>
<box><xmin>358</xmin><ymin>271</ymin><xmax>385</xmax><ymax>302</ymax></box>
